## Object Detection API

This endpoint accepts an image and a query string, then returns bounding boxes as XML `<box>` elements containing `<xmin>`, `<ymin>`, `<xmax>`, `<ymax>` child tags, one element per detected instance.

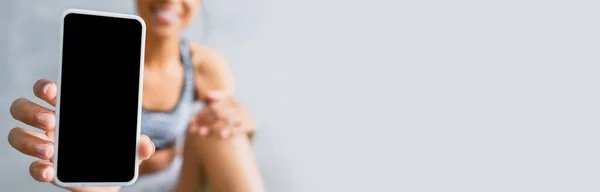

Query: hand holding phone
<box><xmin>7</xmin><ymin>79</ymin><xmax>155</xmax><ymax>191</ymax></box>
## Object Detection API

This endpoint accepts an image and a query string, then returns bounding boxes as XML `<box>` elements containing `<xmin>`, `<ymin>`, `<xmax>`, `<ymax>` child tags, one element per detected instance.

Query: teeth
<box><xmin>157</xmin><ymin>11</ymin><xmax>178</xmax><ymax>21</ymax></box>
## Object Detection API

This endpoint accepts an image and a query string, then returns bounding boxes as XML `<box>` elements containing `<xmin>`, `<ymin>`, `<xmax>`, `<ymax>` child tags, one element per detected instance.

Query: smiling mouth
<box><xmin>152</xmin><ymin>6</ymin><xmax>182</xmax><ymax>24</ymax></box>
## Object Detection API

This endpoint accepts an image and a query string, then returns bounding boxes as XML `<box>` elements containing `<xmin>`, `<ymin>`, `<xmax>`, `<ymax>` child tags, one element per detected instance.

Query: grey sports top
<box><xmin>141</xmin><ymin>40</ymin><xmax>196</xmax><ymax>149</ymax></box>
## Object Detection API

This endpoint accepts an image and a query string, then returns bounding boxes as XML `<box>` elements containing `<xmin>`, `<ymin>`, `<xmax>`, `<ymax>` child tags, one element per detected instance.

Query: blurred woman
<box><xmin>7</xmin><ymin>0</ymin><xmax>264</xmax><ymax>191</ymax></box>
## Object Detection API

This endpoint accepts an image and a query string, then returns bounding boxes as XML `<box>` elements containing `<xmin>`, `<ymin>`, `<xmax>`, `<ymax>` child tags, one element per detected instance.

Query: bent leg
<box><xmin>176</xmin><ymin>134</ymin><xmax>205</xmax><ymax>192</ymax></box>
<box><xmin>182</xmin><ymin>132</ymin><xmax>265</xmax><ymax>192</ymax></box>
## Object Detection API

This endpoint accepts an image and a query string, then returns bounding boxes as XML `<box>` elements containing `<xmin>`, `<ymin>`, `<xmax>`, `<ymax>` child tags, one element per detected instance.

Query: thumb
<box><xmin>138</xmin><ymin>135</ymin><xmax>155</xmax><ymax>161</ymax></box>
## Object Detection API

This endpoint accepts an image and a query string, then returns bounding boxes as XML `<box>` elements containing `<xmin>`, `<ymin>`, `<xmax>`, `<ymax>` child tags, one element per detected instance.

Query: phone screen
<box><xmin>56</xmin><ymin>11</ymin><xmax>144</xmax><ymax>183</ymax></box>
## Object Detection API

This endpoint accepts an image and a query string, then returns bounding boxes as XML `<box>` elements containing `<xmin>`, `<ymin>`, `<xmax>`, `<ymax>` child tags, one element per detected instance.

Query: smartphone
<box><xmin>53</xmin><ymin>9</ymin><xmax>145</xmax><ymax>186</ymax></box>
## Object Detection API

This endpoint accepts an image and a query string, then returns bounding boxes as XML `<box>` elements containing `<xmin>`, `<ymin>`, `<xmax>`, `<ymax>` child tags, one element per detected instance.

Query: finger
<box><xmin>211</xmin><ymin>96</ymin><xmax>241</xmax><ymax>118</ymax></box>
<box><xmin>10</xmin><ymin>98</ymin><xmax>56</xmax><ymax>131</ymax></box>
<box><xmin>187</xmin><ymin>118</ymin><xmax>199</xmax><ymax>133</ymax></box>
<box><xmin>187</xmin><ymin>116</ymin><xmax>210</xmax><ymax>136</ymax></box>
<box><xmin>188</xmin><ymin>115</ymin><xmax>210</xmax><ymax>136</ymax></box>
<box><xmin>202</xmin><ymin>105</ymin><xmax>238</xmax><ymax>137</ymax></box>
<box><xmin>214</xmin><ymin>106</ymin><xmax>242</xmax><ymax>128</ymax></box>
<box><xmin>33</xmin><ymin>79</ymin><xmax>58</xmax><ymax>106</ymax></box>
<box><xmin>220</xmin><ymin>129</ymin><xmax>233</xmax><ymax>138</ymax></box>
<box><xmin>8</xmin><ymin>127</ymin><xmax>54</xmax><ymax>160</ymax></box>
<box><xmin>194</xmin><ymin>100</ymin><xmax>239</xmax><ymax>137</ymax></box>
<box><xmin>199</xmin><ymin>126</ymin><xmax>210</xmax><ymax>135</ymax></box>
<box><xmin>214</xmin><ymin>107</ymin><xmax>247</xmax><ymax>139</ymax></box>
<box><xmin>215</xmin><ymin>120</ymin><xmax>241</xmax><ymax>137</ymax></box>
<box><xmin>195</xmin><ymin>108</ymin><xmax>217</xmax><ymax>127</ymax></box>
<box><xmin>190</xmin><ymin>110</ymin><xmax>209</xmax><ymax>135</ymax></box>
<box><xmin>29</xmin><ymin>160</ymin><xmax>54</xmax><ymax>182</ymax></box>
<box><xmin>138</xmin><ymin>135</ymin><xmax>155</xmax><ymax>161</ymax></box>
<box><xmin>218</xmin><ymin>117</ymin><xmax>244</xmax><ymax>138</ymax></box>
<box><xmin>207</xmin><ymin>101</ymin><xmax>237</xmax><ymax>124</ymax></box>
<box><xmin>195</xmin><ymin>116</ymin><xmax>212</xmax><ymax>136</ymax></box>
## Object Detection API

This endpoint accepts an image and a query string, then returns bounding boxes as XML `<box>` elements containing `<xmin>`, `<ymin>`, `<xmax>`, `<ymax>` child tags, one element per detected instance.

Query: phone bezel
<box><xmin>53</xmin><ymin>8</ymin><xmax>146</xmax><ymax>187</ymax></box>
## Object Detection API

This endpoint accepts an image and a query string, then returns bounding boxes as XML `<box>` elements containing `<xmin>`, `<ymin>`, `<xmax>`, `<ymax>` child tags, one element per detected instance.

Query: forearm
<box><xmin>194</xmin><ymin>135</ymin><xmax>264</xmax><ymax>192</ymax></box>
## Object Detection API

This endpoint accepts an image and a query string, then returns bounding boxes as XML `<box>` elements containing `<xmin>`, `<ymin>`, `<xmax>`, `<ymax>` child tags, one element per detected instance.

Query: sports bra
<box><xmin>141</xmin><ymin>39</ymin><xmax>196</xmax><ymax>149</ymax></box>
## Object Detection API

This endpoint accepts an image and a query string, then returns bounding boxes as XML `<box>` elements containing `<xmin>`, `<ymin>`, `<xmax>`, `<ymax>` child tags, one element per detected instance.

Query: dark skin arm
<box><xmin>190</xmin><ymin>44</ymin><xmax>256</xmax><ymax>142</ymax></box>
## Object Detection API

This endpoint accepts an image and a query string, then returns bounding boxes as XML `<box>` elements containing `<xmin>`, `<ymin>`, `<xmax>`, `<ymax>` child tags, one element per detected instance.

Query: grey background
<box><xmin>1</xmin><ymin>0</ymin><xmax>600</xmax><ymax>191</ymax></box>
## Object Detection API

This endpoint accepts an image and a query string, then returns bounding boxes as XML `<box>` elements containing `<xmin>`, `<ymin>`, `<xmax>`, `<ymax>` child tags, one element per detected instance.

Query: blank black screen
<box><xmin>56</xmin><ymin>12</ymin><xmax>143</xmax><ymax>183</ymax></box>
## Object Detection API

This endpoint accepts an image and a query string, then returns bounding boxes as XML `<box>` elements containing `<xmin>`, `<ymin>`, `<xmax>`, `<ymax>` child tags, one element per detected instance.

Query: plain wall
<box><xmin>1</xmin><ymin>0</ymin><xmax>600</xmax><ymax>191</ymax></box>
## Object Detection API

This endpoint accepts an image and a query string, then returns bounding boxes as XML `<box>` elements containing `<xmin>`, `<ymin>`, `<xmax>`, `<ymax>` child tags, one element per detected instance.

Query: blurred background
<box><xmin>2</xmin><ymin>0</ymin><xmax>600</xmax><ymax>191</ymax></box>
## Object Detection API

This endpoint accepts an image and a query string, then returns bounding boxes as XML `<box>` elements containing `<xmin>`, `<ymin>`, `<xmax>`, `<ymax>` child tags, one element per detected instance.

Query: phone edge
<box><xmin>53</xmin><ymin>8</ymin><xmax>146</xmax><ymax>187</ymax></box>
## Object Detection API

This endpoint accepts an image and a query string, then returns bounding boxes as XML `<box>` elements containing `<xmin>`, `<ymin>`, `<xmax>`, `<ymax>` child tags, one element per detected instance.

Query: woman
<box><xmin>6</xmin><ymin>0</ymin><xmax>265</xmax><ymax>191</ymax></box>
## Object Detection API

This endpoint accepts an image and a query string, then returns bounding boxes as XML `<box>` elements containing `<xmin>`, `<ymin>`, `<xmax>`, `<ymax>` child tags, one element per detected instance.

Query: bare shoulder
<box><xmin>189</xmin><ymin>43</ymin><xmax>235</xmax><ymax>100</ymax></box>
<box><xmin>189</xmin><ymin>43</ymin><xmax>224</xmax><ymax>68</ymax></box>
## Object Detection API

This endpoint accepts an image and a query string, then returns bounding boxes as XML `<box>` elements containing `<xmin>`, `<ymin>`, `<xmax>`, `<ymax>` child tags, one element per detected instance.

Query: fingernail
<box><xmin>221</xmin><ymin>129</ymin><xmax>231</xmax><ymax>138</ymax></box>
<box><xmin>46</xmin><ymin>168</ymin><xmax>54</xmax><ymax>180</ymax></box>
<box><xmin>36</xmin><ymin>144</ymin><xmax>53</xmax><ymax>157</ymax></box>
<box><xmin>41</xmin><ymin>168</ymin><xmax>48</xmax><ymax>179</ymax></box>
<box><xmin>42</xmin><ymin>84</ymin><xmax>53</xmax><ymax>95</ymax></box>
<box><xmin>41</xmin><ymin>167</ymin><xmax>53</xmax><ymax>181</ymax></box>
<box><xmin>199</xmin><ymin>127</ymin><xmax>209</xmax><ymax>135</ymax></box>
<box><xmin>36</xmin><ymin>113</ymin><xmax>53</xmax><ymax>125</ymax></box>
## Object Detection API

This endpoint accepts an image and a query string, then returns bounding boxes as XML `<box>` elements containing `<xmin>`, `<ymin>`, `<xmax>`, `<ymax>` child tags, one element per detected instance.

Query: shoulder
<box><xmin>189</xmin><ymin>43</ymin><xmax>224</xmax><ymax>68</ymax></box>
<box><xmin>188</xmin><ymin>42</ymin><xmax>235</xmax><ymax>99</ymax></box>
